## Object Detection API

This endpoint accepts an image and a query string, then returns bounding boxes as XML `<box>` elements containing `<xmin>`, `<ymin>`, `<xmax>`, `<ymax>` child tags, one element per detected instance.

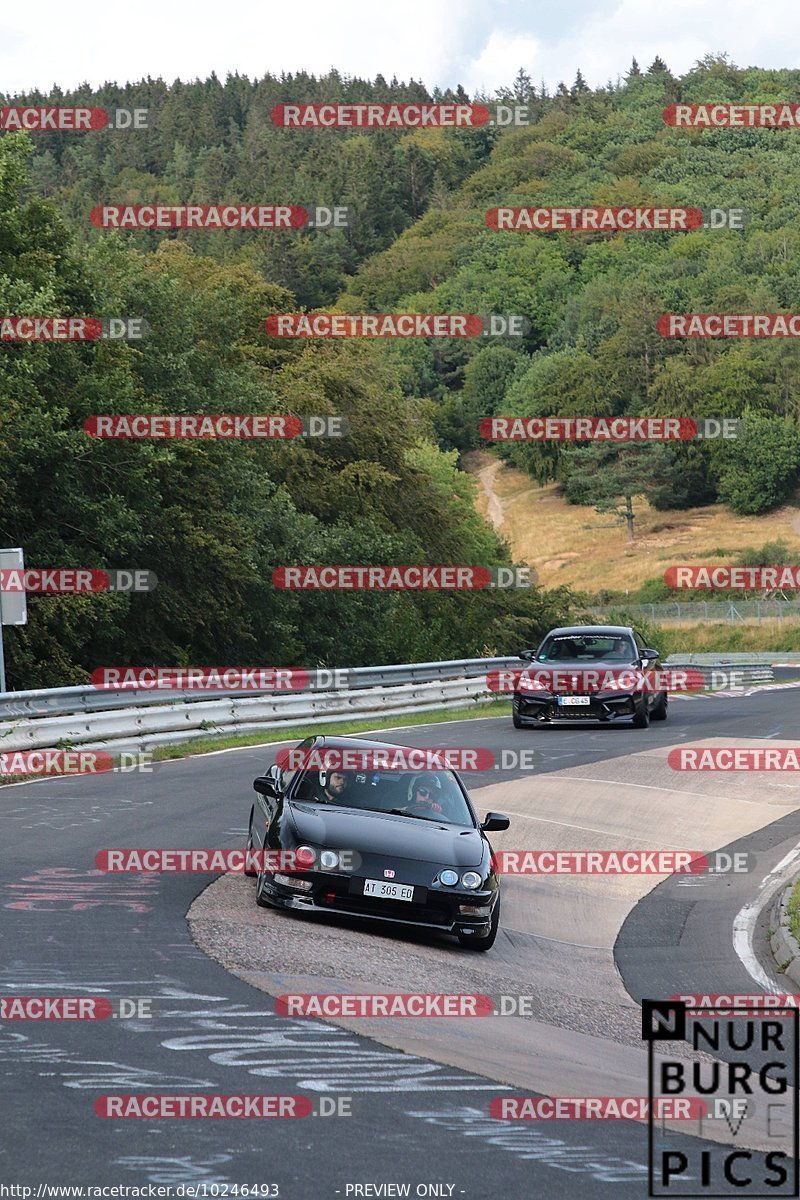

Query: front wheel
<box><xmin>244</xmin><ymin>817</ymin><xmax>257</xmax><ymax>878</ymax></box>
<box><xmin>651</xmin><ymin>693</ymin><xmax>668</xmax><ymax>721</ymax></box>
<box><xmin>631</xmin><ymin>697</ymin><xmax>650</xmax><ymax>728</ymax></box>
<box><xmin>255</xmin><ymin>864</ymin><xmax>273</xmax><ymax>907</ymax></box>
<box><xmin>458</xmin><ymin>900</ymin><xmax>500</xmax><ymax>952</ymax></box>
<box><xmin>512</xmin><ymin>699</ymin><xmax>536</xmax><ymax>729</ymax></box>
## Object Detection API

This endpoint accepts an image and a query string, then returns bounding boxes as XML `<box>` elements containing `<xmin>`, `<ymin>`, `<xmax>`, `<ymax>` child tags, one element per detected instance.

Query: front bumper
<box><xmin>259</xmin><ymin>870</ymin><xmax>495</xmax><ymax>934</ymax></box>
<box><xmin>514</xmin><ymin>690</ymin><xmax>643</xmax><ymax>722</ymax></box>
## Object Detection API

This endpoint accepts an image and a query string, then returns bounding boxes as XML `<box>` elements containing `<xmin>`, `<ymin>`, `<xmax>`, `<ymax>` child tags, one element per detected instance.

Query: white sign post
<box><xmin>0</xmin><ymin>548</ymin><xmax>27</xmax><ymax>694</ymax></box>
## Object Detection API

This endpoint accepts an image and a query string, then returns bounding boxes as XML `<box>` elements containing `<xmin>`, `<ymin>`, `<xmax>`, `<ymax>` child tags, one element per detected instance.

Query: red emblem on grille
<box><xmin>384</xmin><ymin>869</ymin><xmax>395</xmax><ymax>878</ymax></box>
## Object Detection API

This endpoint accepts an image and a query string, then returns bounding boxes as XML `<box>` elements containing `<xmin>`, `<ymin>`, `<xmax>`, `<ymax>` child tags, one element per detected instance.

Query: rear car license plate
<box><xmin>558</xmin><ymin>696</ymin><xmax>591</xmax><ymax>706</ymax></box>
<box><xmin>363</xmin><ymin>879</ymin><xmax>414</xmax><ymax>901</ymax></box>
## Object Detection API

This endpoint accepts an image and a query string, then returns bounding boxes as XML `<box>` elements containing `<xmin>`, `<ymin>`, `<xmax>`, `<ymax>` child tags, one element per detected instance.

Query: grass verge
<box><xmin>788</xmin><ymin>877</ymin><xmax>800</xmax><ymax>945</ymax></box>
<box><xmin>657</xmin><ymin>622</ymin><xmax>800</xmax><ymax>655</ymax></box>
<box><xmin>147</xmin><ymin>699</ymin><xmax>512</xmax><ymax>761</ymax></box>
<box><xmin>0</xmin><ymin>699</ymin><xmax>510</xmax><ymax>782</ymax></box>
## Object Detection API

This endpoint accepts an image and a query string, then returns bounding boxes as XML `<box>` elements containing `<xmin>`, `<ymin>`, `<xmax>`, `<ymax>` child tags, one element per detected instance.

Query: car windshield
<box><xmin>292</xmin><ymin>767</ymin><xmax>475</xmax><ymax>827</ymax></box>
<box><xmin>536</xmin><ymin>634</ymin><xmax>637</xmax><ymax>663</ymax></box>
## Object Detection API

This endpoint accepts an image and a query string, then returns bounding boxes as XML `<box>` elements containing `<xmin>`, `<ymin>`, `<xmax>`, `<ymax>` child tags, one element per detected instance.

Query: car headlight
<box><xmin>518</xmin><ymin>673</ymin><xmax>548</xmax><ymax>692</ymax></box>
<box><xmin>319</xmin><ymin>850</ymin><xmax>338</xmax><ymax>870</ymax></box>
<box><xmin>461</xmin><ymin>871</ymin><xmax>483</xmax><ymax>889</ymax></box>
<box><xmin>274</xmin><ymin>872</ymin><xmax>313</xmax><ymax>892</ymax></box>
<box><xmin>439</xmin><ymin>869</ymin><xmax>459</xmax><ymax>886</ymax></box>
<box><xmin>600</xmin><ymin>672</ymin><xmax>636</xmax><ymax>692</ymax></box>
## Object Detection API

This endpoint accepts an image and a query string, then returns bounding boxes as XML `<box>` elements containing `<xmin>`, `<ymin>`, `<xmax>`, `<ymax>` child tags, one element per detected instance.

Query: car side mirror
<box><xmin>253</xmin><ymin>776</ymin><xmax>278</xmax><ymax>798</ymax></box>
<box><xmin>482</xmin><ymin>812</ymin><xmax>510</xmax><ymax>832</ymax></box>
<box><xmin>641</xmin><ymin>648</ymin><xmax>660</xmax><ymax>664</ymax></box>
<box><xmin>518</xmin><ymin>650</ymin><xmax>535</xmax><ymax>661</ymax></box>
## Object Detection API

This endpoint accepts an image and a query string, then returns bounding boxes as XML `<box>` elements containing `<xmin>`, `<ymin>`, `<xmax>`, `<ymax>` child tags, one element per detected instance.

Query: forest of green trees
<box><xmin>3</xmin><ymin>54</ymin><xmax>800</xmax><ymax>685</ymax></box>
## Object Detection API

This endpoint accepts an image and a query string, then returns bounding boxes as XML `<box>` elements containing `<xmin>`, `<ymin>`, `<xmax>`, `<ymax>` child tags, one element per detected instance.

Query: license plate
<box><xmin>558</xmin><ymin>695</ymin><xmax>591</xmax><ymax>706</ymax></box>
<box><xmin>363</xmin><ymin>879</ymin><xmax>414</xmax><ymax>901</ymax></box>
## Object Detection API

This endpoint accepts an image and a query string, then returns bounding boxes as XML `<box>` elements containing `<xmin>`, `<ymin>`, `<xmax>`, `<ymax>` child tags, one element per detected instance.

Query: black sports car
<box><xmin>244</xmin><ymin>734</ymin><xmax>509</xmax><ymax>951</ymax></box>
<box><xmin>512</xmin><ymin>624</ymin><xmax>668</xmax><ymax>729</ymax></box>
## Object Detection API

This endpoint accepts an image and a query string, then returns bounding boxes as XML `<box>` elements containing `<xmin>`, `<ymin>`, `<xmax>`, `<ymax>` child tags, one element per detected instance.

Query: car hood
<box><xmin>528</xmin><ymin>658</ymin><xmax>640</xmax><ymax>672</ymax></box>
<box><xmin>287</xmin><ymin>801</ymin><xmax>484</xmax><ymax>866</ymax></box>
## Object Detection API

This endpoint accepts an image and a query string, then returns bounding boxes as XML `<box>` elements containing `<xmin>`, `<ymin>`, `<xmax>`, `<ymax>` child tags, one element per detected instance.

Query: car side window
<box><xmin>283</xmin><ymin>738</ymin><xmax>314</xmax><ymax>794</ymax></box>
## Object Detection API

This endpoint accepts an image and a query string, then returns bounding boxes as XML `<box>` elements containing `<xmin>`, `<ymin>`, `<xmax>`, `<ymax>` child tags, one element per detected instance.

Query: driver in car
<box><xmin>315</xmin><ymin>770</ymin><xmax>349</xmax><ymax>804</ymax></box>
<box><xmin>407</xmin><ymin>772</ymin><xmax>453</xmax><ymax>819</ymax></box>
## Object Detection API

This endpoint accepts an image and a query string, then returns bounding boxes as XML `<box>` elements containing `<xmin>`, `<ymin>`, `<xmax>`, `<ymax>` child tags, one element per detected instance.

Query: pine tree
<box><xmin>513</xmin><ymin>67</ymin><xmax>535</xmax><ymax>103</ymax></box>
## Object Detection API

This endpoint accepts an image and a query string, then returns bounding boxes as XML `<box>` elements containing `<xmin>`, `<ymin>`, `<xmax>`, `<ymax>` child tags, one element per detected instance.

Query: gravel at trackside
<box><xmin>187</xmin><ymin>872</ymin><xmax>707</xmax><ymax>1072</ymax></box>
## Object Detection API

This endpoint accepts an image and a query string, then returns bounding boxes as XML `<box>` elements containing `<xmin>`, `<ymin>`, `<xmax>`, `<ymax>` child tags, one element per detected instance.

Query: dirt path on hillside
<box><xmin>784</xmin><ymin>505</ymin><xmax>800</xmax><ymax>536</ymax></box>
<box><xmin>477</xmin><ymin>456</ymin><xmax>506</xmax><ymax>532</ymax></box>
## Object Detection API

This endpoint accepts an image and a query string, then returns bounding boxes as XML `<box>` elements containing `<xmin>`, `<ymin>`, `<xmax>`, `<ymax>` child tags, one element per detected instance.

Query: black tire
<box><xmin>458</xmin><ymin>900</ymin><xmax>500</xmax><ymax>952</ymax></box>
<box><xmin>244</xmin><ymin>815</ymin><xmax>257</xmax><ymax>877</ymax></box>
<box><xmin>255</xmin><ymin>863</ymin><xmax>273</xmax><ymax>907</ymax></box>
<box><xmin>512</xmin><ymin>699</ymin><xmax>537</xmax><ymax>729</ymax></box>
<box><xmin>631</xmin><ymin>696</ymin><xmax>650</xmax><ymax>728</ymax></box>
<box><xmin>651</xmin><ymin>692</ymin><xmax>668</xmax><ymax>721</ymax></box>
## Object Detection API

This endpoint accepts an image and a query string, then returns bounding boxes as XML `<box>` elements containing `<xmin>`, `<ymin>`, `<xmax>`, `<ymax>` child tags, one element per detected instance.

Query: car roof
<box><xmin>542</xmin><ymin>625</ymin><xmax>635</xmax><ymax>637</ymax></box>
<box><xmin>304</xmin><ymin>734</ymin><xmax>418</xmax><ymax>752</ymax></box>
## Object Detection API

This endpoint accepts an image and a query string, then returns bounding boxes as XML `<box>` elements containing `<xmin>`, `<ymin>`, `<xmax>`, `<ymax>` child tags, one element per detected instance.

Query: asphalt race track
<box><xmin>2</xmin><ymin>684</ymin><xmax>800</xmax><ymax>1198</ymax></box>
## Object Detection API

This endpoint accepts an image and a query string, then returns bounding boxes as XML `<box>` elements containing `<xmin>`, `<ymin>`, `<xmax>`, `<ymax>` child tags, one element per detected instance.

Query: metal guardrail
<box><xmin>665</xmin><ymin>652</ymin><xmax>800</xmax><ymax>666</ymax></box>
<box><xmin>0</xmin><ymin>655</ymin><xmax>778</xmax><ymax>755</ymax></box>
<box><xmin>0</xmin><ymin>658</ymin><xmax>522</xmax><ymax>753</ymax></box>
<box><xmin>589</xmin><ymin>601</ymin><xmax>800</xmax><ymax>625</ymax></box>
<box><xmin>0</xmin><ymin>657</ymin><xmax>523</xmax><ymax>721</ymax></box>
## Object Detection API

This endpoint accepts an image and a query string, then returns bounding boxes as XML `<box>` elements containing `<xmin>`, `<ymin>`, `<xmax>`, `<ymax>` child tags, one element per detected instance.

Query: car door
<box><xmin>253</xmin><ymin>745</ymin><xmax>297</xmax><ymax>849</ymax></box>
<box><xmin>632</xmin><ymin>630</ymin><xmax>658</xmax><ymax>711</ymax></box>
